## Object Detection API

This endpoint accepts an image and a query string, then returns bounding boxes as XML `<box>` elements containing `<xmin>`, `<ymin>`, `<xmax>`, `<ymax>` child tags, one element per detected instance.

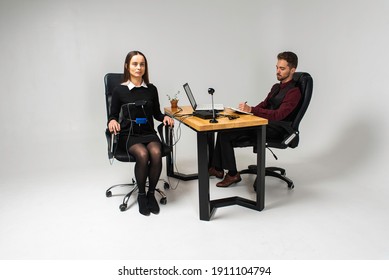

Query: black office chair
<box><xmin>104</xmin><ymin>73</ymin><xmax>171</xmax><ymax>211</ymax></box>
<box><xmin>235</xmin><ymin>72</ymin><xmax>313</xmax><ymax>189</ymax></box>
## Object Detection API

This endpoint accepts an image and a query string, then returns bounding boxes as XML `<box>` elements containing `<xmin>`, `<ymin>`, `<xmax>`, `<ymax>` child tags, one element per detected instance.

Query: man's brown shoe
<box><xmin>208</xmin><ymin>167</ymin><xmax>224</xmax><ymax>179</ymax></box>
<box><xmin>216</xmin><ymin>173</ymin><xmax>242</xmax><ymax>187</ymax></box>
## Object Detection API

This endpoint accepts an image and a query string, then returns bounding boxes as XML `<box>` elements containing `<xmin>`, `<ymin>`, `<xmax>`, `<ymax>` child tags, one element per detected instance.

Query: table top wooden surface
<box><xmin>164</xmin><ymin>106</ymin><xmax>268</xmax><ymax>132</ymax></box>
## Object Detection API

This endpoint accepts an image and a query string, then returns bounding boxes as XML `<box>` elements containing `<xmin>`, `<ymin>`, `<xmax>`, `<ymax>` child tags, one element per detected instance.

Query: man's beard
<box><xmin>277</xmin><ymin>73</ymin><xmax>290</xmax><ymax>82</ymax></box>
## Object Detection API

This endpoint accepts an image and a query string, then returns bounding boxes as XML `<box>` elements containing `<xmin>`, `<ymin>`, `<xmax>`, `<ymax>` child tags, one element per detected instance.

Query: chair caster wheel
<box><xmin>160</xmin><ymin>197</ymin><xmax>167</xmax><ymax>205</ymax></box>
<box><xmin>106</xmin><ymin>191</ymin><xmax>112</xmax><ymax>197</ymax></box>
<box><xmin>119</xmin><ymin>204</ymin><xmax>127</xmax><ymax>211</ymax></box>
<box><xmin>164</xmin><ymin>182</ymin><xmax>170</xmax><ymax>189</ymax></box>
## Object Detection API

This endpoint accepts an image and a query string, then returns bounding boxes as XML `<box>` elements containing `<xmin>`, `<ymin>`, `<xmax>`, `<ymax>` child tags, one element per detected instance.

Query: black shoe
<box><xmin>147</xmin><ymin>191</ymin><xmax>160</xmax><ymax>214</ymax></box>
<box><xmin>138</xmin><ymin>193</ymin><xmax>150</xmax><ymax>216</ymax></box>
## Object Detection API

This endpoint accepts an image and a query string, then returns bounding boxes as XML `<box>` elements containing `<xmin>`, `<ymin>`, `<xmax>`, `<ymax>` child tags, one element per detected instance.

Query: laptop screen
<box><xmin>183</xmin><ymin>83</ymin><xmax>197</xmax><ymax>110</ymax></box>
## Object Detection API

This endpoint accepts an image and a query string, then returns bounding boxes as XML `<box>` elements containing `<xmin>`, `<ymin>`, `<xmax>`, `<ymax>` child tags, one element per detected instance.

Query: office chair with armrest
<box><xmin>234</xmin><ymin>72</ymin><xmax>313</xmax><ymax>189</ymax></box>
<box><xmin>104</xmin><ymin>73</ymin><xmax>171</xmax><ymax>211</ymax></box>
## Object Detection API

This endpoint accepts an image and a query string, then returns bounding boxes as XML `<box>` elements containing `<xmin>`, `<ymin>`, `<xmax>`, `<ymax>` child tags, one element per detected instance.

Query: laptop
<box><xmin>183</xmin><ymin>83</ymin><xmax>224</xmax><ymax>117</ymax></box>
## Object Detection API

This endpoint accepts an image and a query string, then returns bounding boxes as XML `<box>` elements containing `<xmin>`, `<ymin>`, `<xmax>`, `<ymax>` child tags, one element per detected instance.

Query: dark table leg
<box><xmin>197</xmin><ymin>132</ymin><xmax>213</xmax><ymax>221</ymax></box>
<box><xmin>256</xmin><ymin>125</ymin><xmax>266</xmax><ymax>210</ymax></box>
<box><xmin>207</xmin><ymin>126</ymin><xmax>266</xmax><ymax>219</ymax></box>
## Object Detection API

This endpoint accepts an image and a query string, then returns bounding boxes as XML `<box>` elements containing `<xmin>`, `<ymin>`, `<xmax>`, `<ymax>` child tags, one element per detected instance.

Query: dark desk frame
<box><xmin>166</xmin><ymin>132</ymin><xmax>214</xmax><ymax>181</ymax></box>
<box><xmin>165</xmin><ymin>117</ymin><xmax>266</xmax><ymax>221</ymax></box>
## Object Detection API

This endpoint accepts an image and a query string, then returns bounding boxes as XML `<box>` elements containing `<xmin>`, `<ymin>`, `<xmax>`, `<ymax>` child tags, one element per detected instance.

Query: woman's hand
<box><xmin>163</xmin><ymin>116</ymin><xmax>174</xmax><ymax>127</ymax></box>
<box><xmin>108</xmin><ymin>119</ymin><xmax>120</xmax><ymax>135</ymax></box>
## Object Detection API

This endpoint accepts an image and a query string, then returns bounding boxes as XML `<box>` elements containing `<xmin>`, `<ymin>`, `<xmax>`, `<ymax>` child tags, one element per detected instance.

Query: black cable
<box><xmin>218</xmin><ymin>113</ymin><xmax>240</xmax><ymax>120</ymax></box>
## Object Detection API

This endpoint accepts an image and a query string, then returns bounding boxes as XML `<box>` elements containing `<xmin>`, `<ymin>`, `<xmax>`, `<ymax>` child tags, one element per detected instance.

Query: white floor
<box><xmin>1</xmin><ymin>148</ymin><xmax>388</xmax><ymax>260</ymax></box>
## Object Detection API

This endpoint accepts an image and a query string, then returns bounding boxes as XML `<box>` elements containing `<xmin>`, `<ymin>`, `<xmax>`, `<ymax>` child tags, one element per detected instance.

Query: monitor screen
<box><xmin>183</xmin><ymin>83</ymin><xmax>197</xmax><ymax>110</ymax></box>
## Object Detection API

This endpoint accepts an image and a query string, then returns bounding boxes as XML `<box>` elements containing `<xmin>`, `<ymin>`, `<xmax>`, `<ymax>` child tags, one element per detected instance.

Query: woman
<box><xmin>108</xmin><ymin>51</ymin><xmax>174</xmax><ymax>216</ymax></box>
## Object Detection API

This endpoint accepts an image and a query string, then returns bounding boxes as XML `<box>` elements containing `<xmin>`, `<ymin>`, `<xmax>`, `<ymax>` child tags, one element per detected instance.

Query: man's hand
<box><xmin>238</xmin><ymin>102</ymin><xmax>251</xmax><ymax>112</ymax></box>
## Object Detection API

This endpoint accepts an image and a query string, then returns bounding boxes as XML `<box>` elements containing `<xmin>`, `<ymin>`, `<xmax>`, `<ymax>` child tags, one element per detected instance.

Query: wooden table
<box><xmin>164</xmin><ymin>106</ymin><xmax>268</xmax><ymax>221</ymax></box>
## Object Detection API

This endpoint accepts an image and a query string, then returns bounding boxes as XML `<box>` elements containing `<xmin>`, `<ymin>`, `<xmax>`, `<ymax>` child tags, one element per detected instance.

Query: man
<box><xmin>209</xmin><ymin>51</ymin><xmax>301</xmax><ymax>187</ymax></box>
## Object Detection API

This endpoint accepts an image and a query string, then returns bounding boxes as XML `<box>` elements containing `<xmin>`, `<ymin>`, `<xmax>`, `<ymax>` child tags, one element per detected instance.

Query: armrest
<box><xmin>105</xmin><ymin>129</ymin><xmax>119</xmax><ymax>159</ymax></box>
<box><xmin>267</xmin><ymin>121</ymin><xmax>299</xmax><ymax>147</ymax></box>
<box><xmin>157</xmin><ymin>123</ymin><xmax>173</xmax><ymax>155</ymax></box>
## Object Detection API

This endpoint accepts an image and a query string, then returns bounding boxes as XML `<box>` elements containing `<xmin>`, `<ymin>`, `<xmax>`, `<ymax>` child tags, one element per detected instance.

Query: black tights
<box><xmin>128</xmin><ymin>141</ymin><xmax>162</xmax><ymax>194</ymax></box>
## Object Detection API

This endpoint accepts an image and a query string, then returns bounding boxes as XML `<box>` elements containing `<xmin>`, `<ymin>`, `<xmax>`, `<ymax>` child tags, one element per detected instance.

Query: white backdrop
<box><xmin>1</xmin><ymin>0</ymin><xmax>389</xmax><ymax>258</ymax></box>
<box><xmin>1</xmin><ymin>0</ymin><xmax>388</xmax><ymax>183</ymax></box>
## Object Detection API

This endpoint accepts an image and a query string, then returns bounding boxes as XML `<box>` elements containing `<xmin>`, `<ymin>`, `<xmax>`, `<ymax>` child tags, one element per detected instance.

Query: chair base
<box><xmin>106</xmin><ymin>179</ymin><xmax>169</xmax><ymax>212</ymax></box>
<box><xmin>240</xmin><ymin>165</ymin><xmax>295</xmax><ymax>190</ymax></box>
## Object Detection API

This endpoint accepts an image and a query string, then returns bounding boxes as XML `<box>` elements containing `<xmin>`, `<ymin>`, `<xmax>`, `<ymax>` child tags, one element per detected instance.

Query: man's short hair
<box><xmin>277</xmin><ymin>51</ymin><xmax>298</xmax><ymax>69</ymax></box>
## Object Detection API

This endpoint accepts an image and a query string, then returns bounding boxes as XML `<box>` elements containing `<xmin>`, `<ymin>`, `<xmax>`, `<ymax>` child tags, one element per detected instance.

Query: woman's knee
<box><xmin>129</xmin><ymin>145</ymin><xmax>149</xmax><ymax>161</ymax></box>
<box><xmin>149</xmin><ymin>147</ymin><xmax>161</xmax><ymax>160</ymax></box>
<box><xmin>148</xmin><ymin>144</ymin><xmax>162</xmax><ymax>162</ymax></box>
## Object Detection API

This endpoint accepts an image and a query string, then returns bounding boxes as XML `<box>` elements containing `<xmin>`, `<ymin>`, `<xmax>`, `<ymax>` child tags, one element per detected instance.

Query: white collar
<box><xmin>122</xmin><ymin>80</ymin><xmax>148</xmax><ymax>90</ymax></box>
